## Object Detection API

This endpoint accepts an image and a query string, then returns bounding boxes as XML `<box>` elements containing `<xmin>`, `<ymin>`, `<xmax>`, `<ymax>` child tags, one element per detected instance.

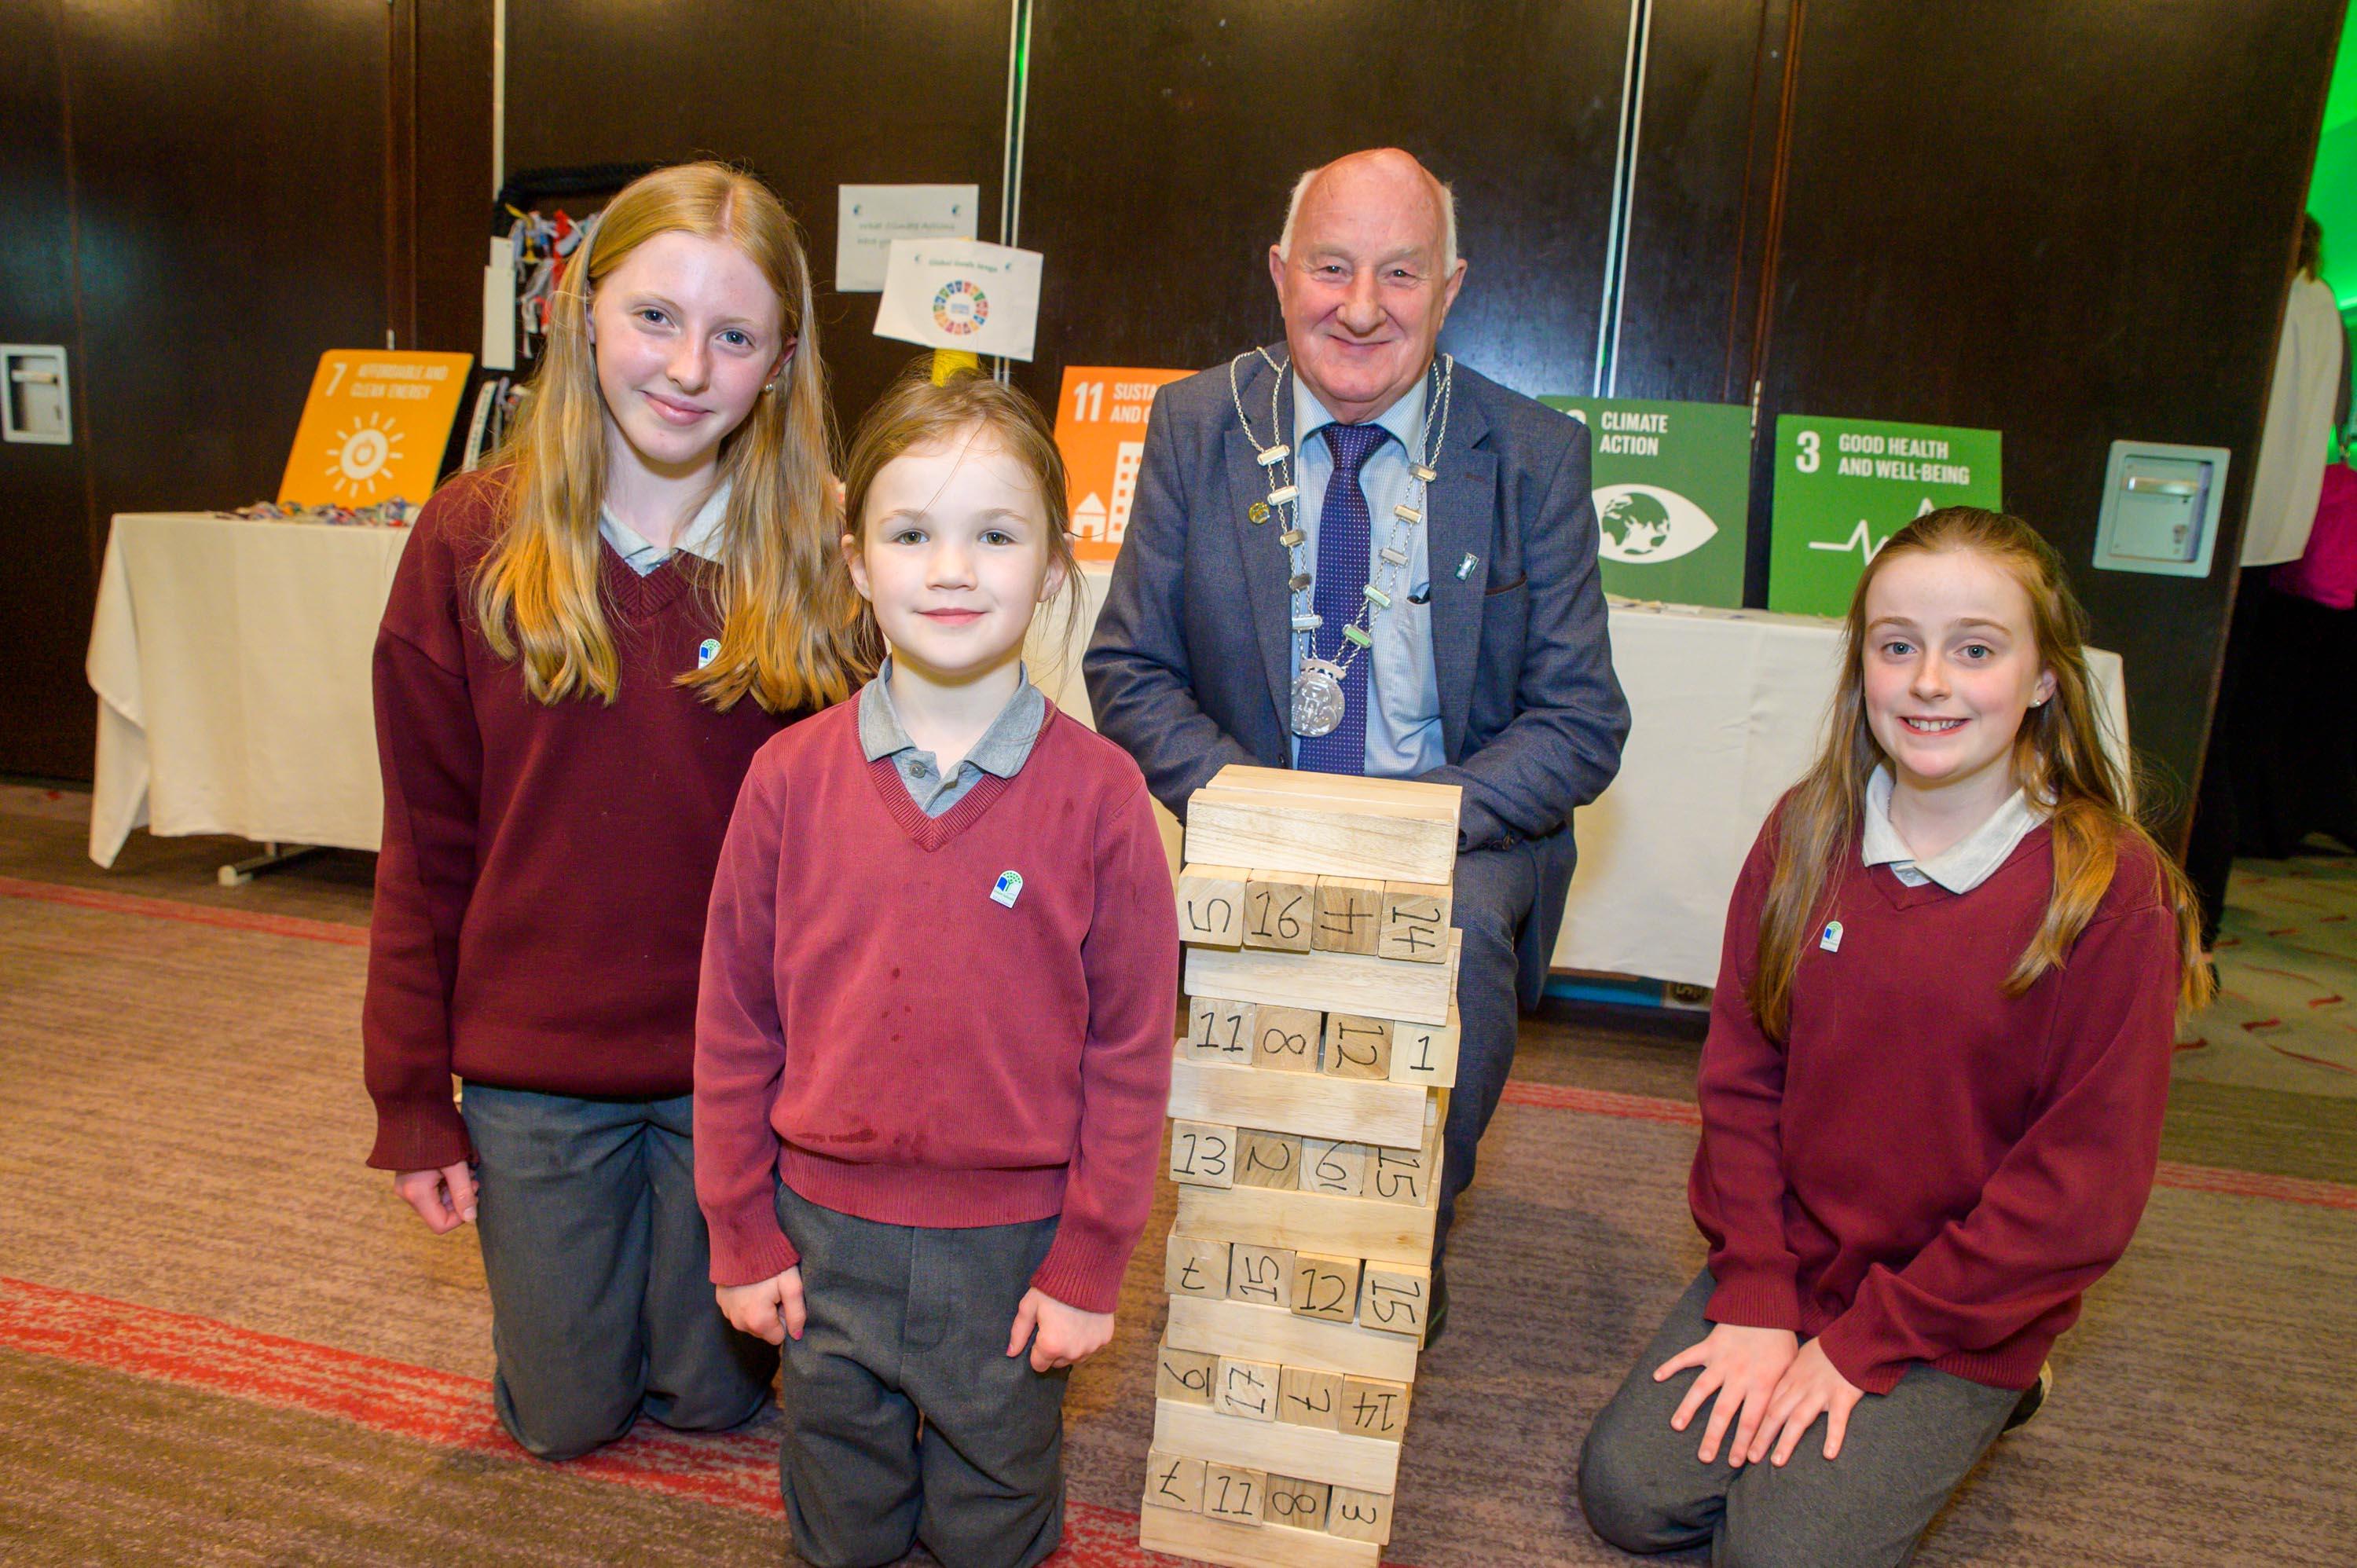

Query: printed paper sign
<box><xmin>1541</xmin><ymin>395</ymin><xmax>1750</xmax><ymax>607</ymax></box>
<box><xmin>874</xmin><ymin>240</ymin><xmax>1043</xmax><ymax>361</ymax></box>
<box><xmin>1769</xmin><ymin>414</ymin><xmax>2003</xmax><ymax>617</ymax></box>
<box><xmin>279</xmin><ymin>350</ymin><xmax>473</xmax><ymax>507</ymax></box>
<box><xmin>834</xmin><ymin>184</ymin><xmax>979</xmax><ymax>292</ymax></box>
<box><xmin>1054</xmin><ymin>367</ymin><xmax>1191</xmax><ymax>562</ymax></box>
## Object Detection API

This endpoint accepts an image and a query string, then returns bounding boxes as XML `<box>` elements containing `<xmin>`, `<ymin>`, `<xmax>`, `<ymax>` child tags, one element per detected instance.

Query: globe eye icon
<box><xmin>1595</xmin><ymin>483</ymin><xmax>1718</xmax><ymax>564</ymax></box>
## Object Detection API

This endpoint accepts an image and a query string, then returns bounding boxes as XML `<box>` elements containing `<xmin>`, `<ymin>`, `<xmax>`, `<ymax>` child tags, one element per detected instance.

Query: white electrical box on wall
<box><xmin>2</xmin><ymin>345</ymin><xmax>71</xmax><ymax>445</ymax></box>
<box><xmin>2091</xmin><ymin>439</ymin><xmax>2230</xmax><ymax>577</ymax></box>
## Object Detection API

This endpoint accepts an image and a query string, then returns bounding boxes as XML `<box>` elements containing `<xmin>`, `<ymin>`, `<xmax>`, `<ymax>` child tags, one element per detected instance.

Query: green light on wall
<box><xmin>2314</xmin><ymin>3</ymin><xmax>2357</xmax><ymax>315</ymax></box>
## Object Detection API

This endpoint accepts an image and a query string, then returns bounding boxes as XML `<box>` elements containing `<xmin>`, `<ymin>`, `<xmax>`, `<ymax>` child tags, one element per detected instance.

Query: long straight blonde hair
<box><xmin>1750</xmin><ymin>507</ymin><xmax>2212</xmax><ymax>1039</ymax></box>
<box><xmin>471</xmin><ymin>162</ymin><xmax>870</xmax><ymax>712</ymax></box>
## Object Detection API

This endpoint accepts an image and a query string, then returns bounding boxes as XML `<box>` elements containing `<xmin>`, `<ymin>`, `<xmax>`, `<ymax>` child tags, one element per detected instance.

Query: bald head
<box><xmin>1267</xmin><ymin>148</ymin><xmax>1468</xmax><ymax>427</ymax></box>
<box><xmin>1278</xmin><ymin>149</ymin><xmax>1457</xmax><ymax>276</ymax></box>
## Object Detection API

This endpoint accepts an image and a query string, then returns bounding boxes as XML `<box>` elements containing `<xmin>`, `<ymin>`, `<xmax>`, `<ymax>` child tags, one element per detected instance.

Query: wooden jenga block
<box><xmin>1358</xmin><ymin>1262</ymin><xmax>1431</xmax><ymax>1339</ymax></box>
<box><xmin>1176</xmin><ymin>863</ymin><xmax>1249</xmax><ymax>948</ymax></box>
<box><xmin>1176</xmin><ymin>1181</ymin><xmax>1435</xmax><ymax>1268</ymax></box>
<box><xmin>1182</xmin><ymin>766</ymin><xmax>1461</xmax><ymax>884</ymax></box>
<box><xmin>1155</xmin><ymin>1344</ymin><xmax>1218</xmax><ymax>1405</ymax></box>
<box><xmin>1299</xmin><ymin>1137</ymin><xmax>1368</xmax><ymax>1197</ymax></box>
<box><xmin>1186</xmin><ymin>995</ymin><xmax>1257</xmax><ymax>1064</ymax></box>
<box><xmin>1140</xmin><ymin>1508</ymin><xmax>1383</xmax><ymax>1567</ymax></box>
<box><xmin>1236</xmin><ymin>1130</ymin><xmax>1302</xmax><ymax>1190</ymax></box>
<box><xmin>1169</xmin><ymin>1057</ymin><xmax>1424</xmax><ymax>1147</ymax></box>
<box><xmin>1251</xmin><ymin>1004</ymin><xmax>1321</xmax><ymax>1073</ymax></box>
<box><xmin>1143</xmin><ymin>1449</ymin><xmax>1207</xmax><ymax>1513</ymax></box>
<box><xmin>1277</xmin><ymin>1365</ymin><xmax>1344</xmax><ymax>1430</ymax></box>
<box><xmin>1243</xmin><ymin>869</ymin><xmax>1314</xmax><ymax>952</ymax></box>
<box><xmin>1185</xmin><ymin>930</ymin><xmax>1457</xmax><ymax>1025</ymax></box>
<box><xmin>1216</xmin><ymin>1356</ymin><xmax>1281</xmax><ymax>1422</ymax></box>
<box><xmin>1388</xmin><ymin>1004</ymin><xmax>1461</xmax><ymax>1088</ymax></box>
<box><xmin>1321</xmin><ymin>1014</ymin><xmax>1392</xmax><ymax>1080</ymax></box>
<box><xmin>1377</xmin><ymin>881</ymin><xmax>1452</xmax><ymax>962</ymax></box>
<box><xmin>1311</xmin><ymin>876</ymin><xmax>1384</xmax><ymax>955</ymax></box>
<box><xmin>1291</xmin><ymin>1251</ymin><xmax>1363</xmax><ymax>1323</ymax></box>
<box><xmin>1226</xmin><ymin>1243</ymin><xmax>1296</xmax><ymax>1308</ymax></box>
<box><xmin>1327</xmin><ymin>1486</ymin><xmax>1395</xmax><ymax>1544</ymax></box>
<box><xmin>1165</xmin><ymin>1234</ymin><xmax>1231</xmax><ymax>1299</ymax></box>
<box><xmin>1367</xmin><ymin>1138</ymin><xmax>1434</xmax><ymax>1207</ymax></box>
<box><xmin>1203</xmin><ymin>1464</ymin><xmax>1267</xmax><ymax>1526</ymax></box>
<box><xmin>1263</xmin><ymin>1474</ymin><xmax>1332</xmax><ymax>1531</ymax></box>
<box><xmin>1340</xmin><ymin>1376</ymin><xmax>1412</xmax><ymax>1442</ymax></box>
<box><xmin>1168</xmin><ymin>1120</ymin><xmax>1235</xmax><ymax>1188</ymax></box>
<box><xmin>1164</xmin><ymin>1295</ymin><xmax>1420</xmax><ymax>1383</ymax></box>
<box><xmin>1153</xmin><ymin>1400</ymin><xmax>1403</xmax><ymax>1493</ymax></box>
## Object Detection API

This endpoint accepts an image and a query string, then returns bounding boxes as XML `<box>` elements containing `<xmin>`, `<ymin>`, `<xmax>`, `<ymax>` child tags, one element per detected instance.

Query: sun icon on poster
<box><xmin>324</xmin><ymin>412</ymin><xmax>404</xmax><ymax>500</ymax></box>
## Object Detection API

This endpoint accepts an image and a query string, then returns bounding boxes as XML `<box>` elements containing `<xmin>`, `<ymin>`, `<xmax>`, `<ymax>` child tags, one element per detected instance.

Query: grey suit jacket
<box><xmin>1084</xmin><ymin>349</ymin><xmax>1630</xmax><ymax>1002</ymax></box>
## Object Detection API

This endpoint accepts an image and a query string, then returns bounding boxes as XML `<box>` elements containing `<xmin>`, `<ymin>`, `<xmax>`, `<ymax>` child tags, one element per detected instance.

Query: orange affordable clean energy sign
<box><xmin>1053</xmin><ymin>366</ymin><xmax>1189</xmax><ymax>562</ymax></box>
<box><xmin>279</xmin><ymin>350</ymin><xmax>473</xmax><ymax>507</ymax></box>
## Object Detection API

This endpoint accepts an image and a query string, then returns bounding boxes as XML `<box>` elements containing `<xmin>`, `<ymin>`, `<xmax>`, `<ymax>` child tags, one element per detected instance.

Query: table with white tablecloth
<box><xmin>85</xmin><ymin>512</ymin><xmax>412</xmax><ymax>867</ymax></box>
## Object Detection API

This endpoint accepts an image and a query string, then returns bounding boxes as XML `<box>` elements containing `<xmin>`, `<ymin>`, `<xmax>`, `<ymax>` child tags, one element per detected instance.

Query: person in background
<box><xmin>363</xmin><ymin>162</ymin><xmax>870</xmax><ymax>1460</ymax></box>
<box><xmin>696</xmin><ymin>366</ymin><xmax>1178</xmax><ymax>1568</ymax></box>
<box><xmin>2187</xmin><ymin>214</ymin><xmax>2346</xmax><ymax>940</ymax></box>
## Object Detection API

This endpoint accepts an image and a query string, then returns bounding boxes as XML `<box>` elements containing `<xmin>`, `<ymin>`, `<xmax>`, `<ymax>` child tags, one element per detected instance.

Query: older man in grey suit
<box><xmin>1085</xmin><ymin>148</ymin><xmax>1629</xmax><ymax>1341</ymax></box>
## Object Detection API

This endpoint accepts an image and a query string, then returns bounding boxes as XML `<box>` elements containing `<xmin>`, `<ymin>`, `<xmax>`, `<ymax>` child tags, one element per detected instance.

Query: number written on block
<box><xmin>1244</xmin><ymin>872</ymin><xmax>1312</xmax><ymax>951</ymax></box>
<box><xmin>1264</xmin><ymin>1474</ymin><xmax>1332</xmax><ymax>1530</ymax></box>
<box><xmin>1168</xmin><ymin>1121</ymin><xmax>1234</xmax><ymax>1188</ymax></box>
<box><xmin>1358</xmin><ymin>1263</ymin><xmax>1431</xmax><ymax>1338</ymax></box>
<box><xmin>1145</xmin><ymin>1449</ymin><xmax>1207</xmax><ymax>1512</ymax></box>
<box><xmin>1236</xmin><ymin>1130</ymin><xmax>1301</xmax><ymax>1189</ymax></box>
<box><xmin>1164</xmin><ymin>1234</ymin><xmax>1230</xmax><ymax>1299</ymax></box>
<box><xmin>1186</xmin><ymin>997</ymin><xmax>1256</xmax><ymax>1063</ymax></box>
<box><xmin>1204</xmin><ymin>1464</ymin><xmax>1266</xmax><ymax>1526</ymax></box>
<box><xmin>1252</xmin><ymin>1005</ymin><xmax>1321</xmax><ymax>1072</ymax></box>
<box><xmin>1290</xmin><ymin>1252</ymin><xmax>1362</xmax><ymax>1322</ymax></box>
<box><xmin>1299</xmin><ymin>1137</ymin><xmax>1368</xmax><ymax>1196</ymax></box>
<box><xmin>1277</xmin><ymin>1365</ymin><xmax>1342</xmax><ymax>1431</ymax></box>
<box><xmin>1378</xmin><ymin>881</ymin><xmax>1451</xmax><ymax>962</ymax></box>
<box><xmin>1369</xmin><ymin>1141</ymin><xmax>1431</xmax><ymax>1205</ymax></box>
<box><xmin>1217</xmin><ymin>1356</ymin><xmax>1279</xmax><ymax>1422</ymax></box>
<box><xmin>1341</xmin><ymin>1376</ymin><xmax>1413</xmax><ymax>1441</ymax></box>
<box><xmin>1226</xmin><ymin>1244</ymin><xmax>1296</xmax><ymax>1308</ymax></box>
<box><xmin>1155</xmin><ymin>1346</ymin><xmax>1216</xmax><ymax>1405</ymax></box>
<box><xmin>1322</xmin><ymin>1013</ymin><xmax>1393</xmax><ymax>1080</ymax></box>
<box><xmin>1327</xmin><ymin>1485</ymin><xmax>1395</xmax><ymax>1544</ymax></box>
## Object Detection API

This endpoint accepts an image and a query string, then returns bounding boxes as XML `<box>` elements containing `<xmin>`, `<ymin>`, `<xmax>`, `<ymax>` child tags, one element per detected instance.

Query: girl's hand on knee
<box><xmin>717</xmin><ymin>1266</ymin><xmax>804</xmax><ymax>1346</ymax></box>
<box><xmin>392</xmin><ymin>1163</ymin><xmax>476</xmax><ymax>1233</ymax></box>
<box><xmin>1750</xmin><ymin>1339</ymin><xmax>1865</xmax><ymax>1467</ymax></box>
<box><xmin>1652</xmin><ymin>1322</ymin><xmax>1800</xmax><ymax>1467</ymax></box>
<box><xmin>1006</xmin><ymin>1288</ymin><xmax>1113</xmax><ymax>1373</ymax></box>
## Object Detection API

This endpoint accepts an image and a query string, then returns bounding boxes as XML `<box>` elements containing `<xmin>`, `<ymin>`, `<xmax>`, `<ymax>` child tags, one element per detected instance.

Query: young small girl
<box><xmin>364</xmin><ymin>163</ymin><xmax>870</xmax><ymax>1460</ymax></box>
<box><xmin>695</xmin><ymin>365</ymin><xmax>1178</xmax><ymax>1568</ymax></box>
<box><xmin>1578</xmin><ymin>507</ymin><xmax>2209</xmax><ymax>1566</ymax></box>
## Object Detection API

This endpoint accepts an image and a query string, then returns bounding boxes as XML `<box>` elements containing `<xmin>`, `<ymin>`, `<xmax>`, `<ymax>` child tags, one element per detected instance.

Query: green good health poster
<box><xmin>1540</xmin><ymin>396</ymin><xmax>1751</xmax><ymax>608</ymax></box>
<box><xmin>1769</xmin><ymin>414</ymin><xmax>2003</xmax><ymax>617</ymax></box>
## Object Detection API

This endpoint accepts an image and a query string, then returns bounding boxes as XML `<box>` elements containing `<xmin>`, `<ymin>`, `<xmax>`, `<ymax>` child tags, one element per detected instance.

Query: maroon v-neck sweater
<box><xmin>1690</xmin><ymin>814</ymin><xmax>2183</xmax><ymax>1394</ymax></box>
<box><xmin>695</xmin><ymin>695</ymin><xmax>1180</xmax><ymax>1313</ymax></box>
<box><xmin>363</xmin><ymin>469</ymin><xmax>795</xmax><ymax>1172</ymax></box>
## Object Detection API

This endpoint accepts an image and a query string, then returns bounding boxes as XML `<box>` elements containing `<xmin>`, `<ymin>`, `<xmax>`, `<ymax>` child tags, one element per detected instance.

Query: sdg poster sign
<box><xmin>1769</xmin><ymin>414</ymin><xmax>2002</xmax><ymax>617</ymax></box>
<box><xmin>1540</xmin><ymin>396</ymin><xmax>1750</xmax><ymax>608</ymax></box>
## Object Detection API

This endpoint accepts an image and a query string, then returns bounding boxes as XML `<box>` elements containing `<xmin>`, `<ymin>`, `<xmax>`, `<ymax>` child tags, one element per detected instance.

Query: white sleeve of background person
<box><xmin>2242</xmin><ymin>276</ymin><xmax>2349</xmax><ymax>567</ymax></box>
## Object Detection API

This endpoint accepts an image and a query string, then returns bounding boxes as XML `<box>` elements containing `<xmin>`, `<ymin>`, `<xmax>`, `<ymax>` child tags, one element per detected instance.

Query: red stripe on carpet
<box><xmin>0</xmin><ymin>874</ymin><xmax>369</xmax><ymax>947</ymax></box>
<box><xmin>0</xmin><ymin>1276</ymin><xmax>1389</xmax><ymax>1566</ymax></box>
<box><xmin>1496</xmin><ymin>1083</ymin><xmax>2357</xmax><ymax>1213</ymax></box>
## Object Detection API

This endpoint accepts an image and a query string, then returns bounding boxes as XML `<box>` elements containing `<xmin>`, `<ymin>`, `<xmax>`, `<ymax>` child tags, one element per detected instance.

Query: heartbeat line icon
<box><xmin>1807</xmin><ymin>518</ymin><xmax>1882</xmax><ymax>560</ymax></box>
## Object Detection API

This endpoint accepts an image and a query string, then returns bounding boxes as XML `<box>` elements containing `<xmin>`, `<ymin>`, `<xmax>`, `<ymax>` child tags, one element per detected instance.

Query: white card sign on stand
<box><xmin>873</xmin><ymin>239</ymin><xmax>1044</xmax><ymax>362</ymax></box>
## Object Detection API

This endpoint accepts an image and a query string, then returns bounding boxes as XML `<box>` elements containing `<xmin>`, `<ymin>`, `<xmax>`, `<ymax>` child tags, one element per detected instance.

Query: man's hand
<box><xmin>392</xmin><ymin>1163</ymin><xmax>476</xmax><ymax>1233</ymax></box>
<box><xmin>1652</xmin><ymin>1322</ymin><xmax>1802</xmax><ymax>1465</ymax></box>
<box><xmin>1748</xmin><ymin>1337</ymin><xmax>1866</xmax><ymax>1466</ymax></box>
<box><xmin>717</xmin><ymin>1267</ymin><xmax>805</xmax><ymax>1346</ymax></box>
<box><xmin>1006</xmin><ymin>1288</ymin><xmax>1113</xmax><ymax>1373</ymax></box>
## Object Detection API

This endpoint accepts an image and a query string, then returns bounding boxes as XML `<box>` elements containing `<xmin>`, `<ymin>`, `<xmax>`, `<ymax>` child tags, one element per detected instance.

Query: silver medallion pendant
<box><xmin>1291</xmin><ymin>658</ymin><xmax>1347</xmax><ymax>738</ymax></box>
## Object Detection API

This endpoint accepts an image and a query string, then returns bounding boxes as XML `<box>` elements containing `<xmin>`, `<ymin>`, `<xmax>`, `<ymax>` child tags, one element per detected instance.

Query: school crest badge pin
<box><xmin>1819</xmin><ymin>919</ymin><xmax>1843</xmax><ymax>953</ymax></box>
<box><xmin>991</xmin><ymin>870</ymin><xmax>1024</xmax><ymax>908</ymax></box>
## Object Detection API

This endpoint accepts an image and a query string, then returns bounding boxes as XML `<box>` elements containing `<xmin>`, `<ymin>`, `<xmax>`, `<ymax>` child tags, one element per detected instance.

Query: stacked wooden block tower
<box><xmin>1138</xmin><ymin>764</ymin><xmax>1462</xmax><ymax>1568</ymax></box>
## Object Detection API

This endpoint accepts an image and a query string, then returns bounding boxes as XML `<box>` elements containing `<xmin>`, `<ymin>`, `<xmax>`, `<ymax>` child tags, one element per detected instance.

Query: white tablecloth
<box><xmin>86</xmin><ymin>513</ymin><xmax>412</xmax><ymax>866</ymax></box>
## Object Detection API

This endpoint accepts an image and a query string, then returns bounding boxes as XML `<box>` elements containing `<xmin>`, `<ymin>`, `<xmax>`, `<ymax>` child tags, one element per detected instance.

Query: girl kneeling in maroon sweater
<box><xmin>362</xmin><ymin>163</ymin><xmax>870</xmax><ymax>1461</ymax></box>
<box><xmin>1578</xmin><ymin>507</ymin><xmax>2211</xmax><ymax>1566</ymax></box>
<box><xmin>695</xmin><ymin>366</ymin><xmax>1178</xmax><ymax>1568</ymax></box>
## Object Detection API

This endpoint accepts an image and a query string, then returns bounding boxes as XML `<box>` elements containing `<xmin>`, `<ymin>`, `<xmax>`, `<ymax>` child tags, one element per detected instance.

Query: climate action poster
<box><xmin>1769</xmin><ymin>414</ymin><xmax>2002</xmax><ymax>617</ymax></box>
<box><xmin>1541</xmin><ymin>396</ymin><xmax>1750</xmax><ymax>608</ymax></box>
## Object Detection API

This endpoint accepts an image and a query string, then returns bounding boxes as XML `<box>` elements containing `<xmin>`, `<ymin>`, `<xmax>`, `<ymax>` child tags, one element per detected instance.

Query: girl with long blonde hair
<box><xmin>1580</xmin><ymin>507</ymin><xmax>2208</xmax><ymax>1566</ymax></box>
<box><xmin>363</xmin><ymin>162</ymin><xmax>869</xmax><ymax>1461</ymax></box>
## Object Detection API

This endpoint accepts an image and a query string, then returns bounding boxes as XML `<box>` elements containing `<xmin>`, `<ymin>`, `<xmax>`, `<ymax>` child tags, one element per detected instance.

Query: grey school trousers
<box><xmin>460</xmin><ymin>1083</ymin><xmax>778</xmax><ymax>1460</ymax></box>
<box><xmin>775</xmin><ymin>1184</ymin><xmax>1069</xmax><ymax>1568</ymax></box>
<box><xmin>1578</xmin><ymin>1269</ymin><xmax>2021</xmax><ymax>1568</ymax></box>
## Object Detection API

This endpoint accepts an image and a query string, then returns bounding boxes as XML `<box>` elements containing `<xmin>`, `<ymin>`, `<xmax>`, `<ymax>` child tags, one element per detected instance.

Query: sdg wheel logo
<box><xmin>931</xmin><ymin>278</ymin><xmax>989</xmax><ymax>336</ymax></box>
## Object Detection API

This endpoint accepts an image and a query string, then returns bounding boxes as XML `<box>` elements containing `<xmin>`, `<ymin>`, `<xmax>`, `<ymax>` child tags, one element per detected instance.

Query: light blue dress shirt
<box><xmin>1286</xmin><ymin>376</ymin><xmax>1444</xmax><ymax>776</ymax></box>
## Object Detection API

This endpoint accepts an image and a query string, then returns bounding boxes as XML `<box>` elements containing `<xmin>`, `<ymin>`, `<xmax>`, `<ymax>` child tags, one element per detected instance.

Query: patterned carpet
<box><xmin>2183</xmin><ymin>852</ymin><xmax>2357</xmax><ymax>1097</ymax></box>
<box><xmin>2</xmin><ymin>787</ymin><xmax>2352</xmax><ymax>1565</ymax></box>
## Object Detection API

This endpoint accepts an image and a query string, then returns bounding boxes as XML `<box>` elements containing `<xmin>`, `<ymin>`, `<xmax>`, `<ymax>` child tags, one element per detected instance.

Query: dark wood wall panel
<box><xmin>0</xmin><ymin>1</ymin><xmax>96</xmax><ymax>777</ymax></box>
<box><xmin>64</xmin><ymin>0</ymin><xmax>390</xmax><ymax>529</ymax></box>
<box><xmin>1754</xmin><ymin>0</ymin><xmax>2342</xmax><ymax>822</ymax></box>
<box><xmin>407</xmin><ymin>0</ymin><xmax>494</xmax><ymax>357</ymax></box>
<box><xmin>1014</xmin><ymin>0</ymin><xmax>1633</xmax><ymax>410</ymax></box>
<box><xmin>1612</xmin><ymin>0</ymin><xmax>1772</xmax><ymax>404</ymax></box>
<box><xmin>503</xmin><ymin>0</ymin><xmax>1011</xmax><ymax>441</ymax></box>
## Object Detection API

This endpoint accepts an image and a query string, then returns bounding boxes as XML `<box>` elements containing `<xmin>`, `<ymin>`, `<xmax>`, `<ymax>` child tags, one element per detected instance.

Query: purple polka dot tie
<box><xmin>1296</xmin><ymin>422</ymin><xmax>1389</xmax><ymax>775</ymax></box>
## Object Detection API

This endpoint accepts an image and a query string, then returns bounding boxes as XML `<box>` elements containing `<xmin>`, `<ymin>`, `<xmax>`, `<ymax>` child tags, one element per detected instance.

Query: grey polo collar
<box><xmin>857</xmin><ymin>660</ymin><xmax>1045</xmax><ymax>779</ymax></box>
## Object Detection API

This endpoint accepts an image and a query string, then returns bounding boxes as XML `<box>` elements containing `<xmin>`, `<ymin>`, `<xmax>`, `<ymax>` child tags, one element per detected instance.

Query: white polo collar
<box><xmin>1861</xmin><ymin>765</ymin><xmax>2045</xmax><ymax>894</ymax></box>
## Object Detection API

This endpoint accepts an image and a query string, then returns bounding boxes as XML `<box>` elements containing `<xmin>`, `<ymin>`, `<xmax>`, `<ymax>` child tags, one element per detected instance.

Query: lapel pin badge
<box><xmin>696</xmin><ymin>637</ymin><xmax>720</xmax><ymax>669</ymax></box>
<box><xmin>990</xmin><ymin>870</ymin><xmax>1025</xmax><ymax>908</ymax></box>
<box><xmin>1247</xmin><ymin>500</ymin><xmax>1270</xmax><ymax>525</ymax></box>
<box><xmin>1819</xmin><ymin>919</ymin><xmax>1843</xmax><ymax>953</ymax></box>
<box><xmin>1455</xmin><ymin>551</ymin><xmax>1479</xmax><ymax>581</ymax></box>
